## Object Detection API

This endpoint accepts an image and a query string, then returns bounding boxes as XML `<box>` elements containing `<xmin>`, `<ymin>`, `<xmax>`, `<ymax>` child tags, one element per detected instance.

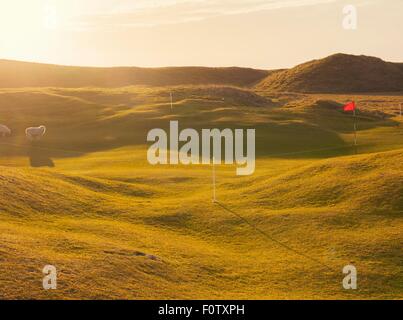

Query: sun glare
<box><xmin>43</xmin><ymin>4</ymin><xmax>60</xmax><ymax>30</ymax></box>
<box><xmin>0</xmin><ymin>0</ymin><xmax>402</xmax><ymax>68</ymax></box>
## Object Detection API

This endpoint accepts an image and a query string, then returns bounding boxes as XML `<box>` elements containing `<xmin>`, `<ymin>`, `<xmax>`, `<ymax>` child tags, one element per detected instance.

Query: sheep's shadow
<box><xmin>28</xmin><ymin>146</ymin><xmax>55</xmax><ymax>168</ymax></box>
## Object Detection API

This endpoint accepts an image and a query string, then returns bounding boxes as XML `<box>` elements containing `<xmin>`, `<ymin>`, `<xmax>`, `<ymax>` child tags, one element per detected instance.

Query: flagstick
<box><xmin>212</xmin><ymin>156</ymin><xmax>216</xmax><ymax>203</ymax></box>
<box><xmin>353</xmin><ymin>107</ymin><xmax>358</xmax><ymax>154</ymax></box>
<box><xmin>170</xmin><ymin>92</ymin><xmax>173</xmax><ymax>111</ymax></box>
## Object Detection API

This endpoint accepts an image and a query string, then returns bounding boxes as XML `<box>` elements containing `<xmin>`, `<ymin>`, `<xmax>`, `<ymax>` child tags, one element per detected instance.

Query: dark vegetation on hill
<box><xmin>257</xmin><ymin>54</ymin><xmax>403</xmax><ymax>93</ymax></box>
<box><xmin>0</xmin><ymin>60</ymin><xmax>269</xmax><ymax>88</ymax></box>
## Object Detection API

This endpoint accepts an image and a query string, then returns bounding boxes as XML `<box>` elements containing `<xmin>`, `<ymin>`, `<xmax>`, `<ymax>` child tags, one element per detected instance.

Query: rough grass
<box><xmin>257</xmin><ymin>53</ymin><xmax>403</xmax><ymax>93</ymax></box>
<box><xmin>0</xmin><ymin>87</ymin><xmax>402</xmax><ymax>299</ymax></box>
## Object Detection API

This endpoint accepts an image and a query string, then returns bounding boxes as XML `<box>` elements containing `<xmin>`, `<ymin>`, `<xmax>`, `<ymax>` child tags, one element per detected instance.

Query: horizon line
<box><xmin>0</xmin><ymin>52</ymin><xmax>401</xmax><ymax>70</ymax></box>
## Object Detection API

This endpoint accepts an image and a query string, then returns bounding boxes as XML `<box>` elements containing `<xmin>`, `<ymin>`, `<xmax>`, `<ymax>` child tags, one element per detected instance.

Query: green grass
<box><xmin>0</xmin><ymin>86</ymin><xmax>402</xmax><ymax>299</ymax></box>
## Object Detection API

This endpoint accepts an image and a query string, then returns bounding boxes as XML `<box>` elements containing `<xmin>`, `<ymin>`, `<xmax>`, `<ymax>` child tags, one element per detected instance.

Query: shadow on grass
<box><xmin>28</xmin><ymin>145</ymin><xmax>55</xmax><ymax>168</ymax></box>
<box><xmin>215</xmin><ymin>201</ymin><xmax>336</xmax><ymax>272</ymax></box>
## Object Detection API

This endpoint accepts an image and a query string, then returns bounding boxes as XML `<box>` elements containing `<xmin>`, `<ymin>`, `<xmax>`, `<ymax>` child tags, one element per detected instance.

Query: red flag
<box><xmin>343</xmin><ymin>101</ymin><xmax>356</xmax><ymax>112</ymax></box>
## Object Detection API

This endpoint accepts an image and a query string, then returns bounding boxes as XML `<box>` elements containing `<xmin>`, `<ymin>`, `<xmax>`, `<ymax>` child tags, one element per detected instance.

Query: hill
<box><xmin>257</xmin><ymin>54</ymin><xmax>403</xmax><ymax>93</ymax></box>
<box><xmin>0</xmin><ymin>60</ymin><xmax>269</xmax><ymax>88</ymax></box>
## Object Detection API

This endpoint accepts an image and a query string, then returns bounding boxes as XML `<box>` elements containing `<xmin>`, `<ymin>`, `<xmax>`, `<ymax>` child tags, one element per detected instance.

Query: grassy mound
<box><xmin>0</xmin><ymin>147</ymin><xmax>401</xmax><ymax>299</ymax></box>
<box><xmin>257</xmin><ymin>54</ymin><xmax>403</xmax><ymax>93</ymax></box>
<box><xmin>0</xmin><ymin>86</ymin><xmax>402</xmax><ymax>299</ymax></box>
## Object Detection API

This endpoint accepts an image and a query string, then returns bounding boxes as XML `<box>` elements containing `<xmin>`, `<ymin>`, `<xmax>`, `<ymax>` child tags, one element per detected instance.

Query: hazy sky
<box><xmin>0</xmin><ymin>0</ymin><xmax>402</xmax><ymax>69</ymax></box>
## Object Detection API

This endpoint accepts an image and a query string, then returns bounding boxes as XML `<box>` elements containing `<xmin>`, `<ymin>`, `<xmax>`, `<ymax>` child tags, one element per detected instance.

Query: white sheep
<box><xmin>0</xmin><ymin>124</ymin><xmax>11</xmax><ymax>138</ymax></box>
<box><xmin>26</xmin><ymin>125</ymin><xmax>46</xmax><ymax>141</ymax></box>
